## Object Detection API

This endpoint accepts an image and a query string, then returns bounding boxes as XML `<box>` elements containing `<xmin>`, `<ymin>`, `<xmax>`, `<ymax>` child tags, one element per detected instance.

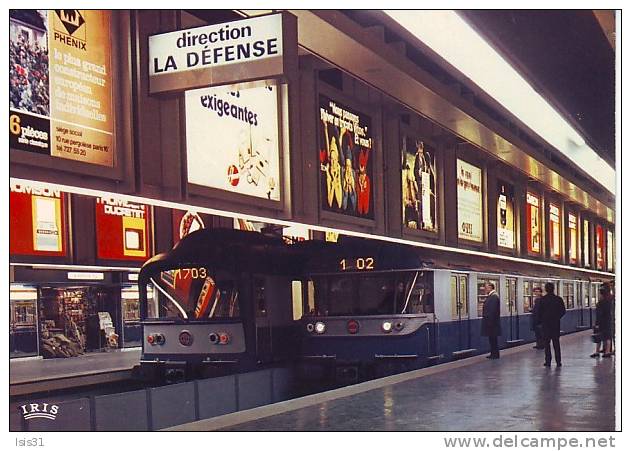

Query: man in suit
<box><xmin>481</xmin><ymin>282</ymin><xmax>501</xmax><ymax>359</ymax></box>
<box><xmin>537</xmin><ymin>282</ymin><xmax>566</xmax><ymax>367</ymax></box>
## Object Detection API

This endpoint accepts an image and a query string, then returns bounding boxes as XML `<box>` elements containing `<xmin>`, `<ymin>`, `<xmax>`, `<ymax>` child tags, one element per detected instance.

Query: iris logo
<box><xmin>19</xmin><ymin>403</ymin><xmax>60</xmax><ymax>421</ymax></box>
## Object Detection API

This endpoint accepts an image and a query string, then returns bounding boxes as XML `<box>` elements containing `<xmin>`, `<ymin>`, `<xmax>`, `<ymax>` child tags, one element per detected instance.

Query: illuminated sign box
<box><xmin>456</xmin><ymin>159</ymin><xmax>483</xmax><ymax>242</ymax></box>
<box><xmin>10</xmin><ymin>182</ymin><xmax>67</xmax><ymax>257</ymax></box>
<box><xmin>186</xmin><ymin>82</ymin><xmax>281</xmax><ymax>201</ymax></box>
<box><xmin>95</xmin><ymin>197</ymin><xmax>151</xmax><ymax>261</ymax></box>
<box><xmin>148</xmin><ymin>13</ymin><xmax>297</xmax><ymax>94</ymax></box>
<box><xmin>9</xmin><ymin>10</ymin><xmax>114</xmax><ymax>167</ymax></box>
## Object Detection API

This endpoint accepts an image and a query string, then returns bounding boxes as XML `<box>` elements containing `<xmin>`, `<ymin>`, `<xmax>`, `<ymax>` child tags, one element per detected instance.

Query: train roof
<box><xmin>139</xmin><ymin>228</ymin><xmax>304</xmax><ymax>283</ymax></box>
<box><xmin>296</xmin><ymin>236</ymin><xmax>426</xmax><ymax>273</ymax></box>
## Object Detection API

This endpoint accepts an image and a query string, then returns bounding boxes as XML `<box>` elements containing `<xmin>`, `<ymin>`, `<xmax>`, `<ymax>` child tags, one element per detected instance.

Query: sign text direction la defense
<box><xmin>150</xmin><ymin>14</ymin><xmax>283</xmax><ymax>76</ymax></box>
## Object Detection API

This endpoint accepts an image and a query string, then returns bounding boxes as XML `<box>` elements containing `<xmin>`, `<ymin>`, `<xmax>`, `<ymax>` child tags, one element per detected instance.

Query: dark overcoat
<box><xmin>595</xmin><ymin>297</ymin><xmax>613</xmax><ymax>340</ymax></box>
<box><xmin>481</xmin><ymin>292</ymin><xmax>501</xmax><ymax>337</ymax></box>
<box><xmin>536</xmin><ymin>293</ymin><xmax>566</xmax><ymax>338</ymax></box>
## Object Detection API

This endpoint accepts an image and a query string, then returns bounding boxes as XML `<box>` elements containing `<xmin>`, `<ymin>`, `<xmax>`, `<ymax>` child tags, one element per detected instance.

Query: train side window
<box><xmin>477</xmin><ymin>277</ymin><xmax>499</xmax><ymax>317</ymax></box>
<box><xmin>406</xmin><ymin>271</ymin><xmax>434</xmax><ymax>314</ymax></box>
<box><xmin>451</xmin><ymin>274</ymin><xmax>468</xmax><ymax>320</ymax></box>
<box><xmin>291</xmin><ymin>280</ymin><xmax>303</xmax><ymax>320</ymax></box>
<box><xmin>563</xmin><ymin>282</ymin><xmax>575</xmax><ymax>309</ymax></box>
<box><xmin>523</xmin><ymin>281</ymin><xmax>532</xmax><ymax>313</ymax></box>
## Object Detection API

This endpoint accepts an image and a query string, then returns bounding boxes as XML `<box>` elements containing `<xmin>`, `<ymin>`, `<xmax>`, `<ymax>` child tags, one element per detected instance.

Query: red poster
<box><xmin>96</xmin><ymin>197</ymin><xmax>151</xmax><ymax>261</ymax></box>
<box><xmin>595</xmin><ymin>225</ymin><xmax>605</xmax><ymax>270</ymax></box>
<box><xmin>172</xmin><ymin>210</ymin><xmax>206</xmax><ymax>245</ymax></box>
<box><xmin>10</xmin><ymin>183</ymin><xmax>67</xmax><ymax>257</ymax></box>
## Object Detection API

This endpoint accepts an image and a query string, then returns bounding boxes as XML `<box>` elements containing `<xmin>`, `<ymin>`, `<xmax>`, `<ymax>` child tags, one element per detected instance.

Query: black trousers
<box><xmin>488</xmin><ymin>336</ymin><xmax>499</xmax><ymax>358</ymax></box>
<box><xmin>544</xmin><ymin>336</ymin><xmax>561</xmax><ymax>365</ymax></box>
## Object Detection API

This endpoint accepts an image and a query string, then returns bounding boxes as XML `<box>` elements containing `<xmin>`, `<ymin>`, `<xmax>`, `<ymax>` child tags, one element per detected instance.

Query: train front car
<box><xmin>296</xmin><ymin>239</ymin><xmax>435</xmax><ymax>385</ymax></box>
<box><xmin>135</xmin><ymin>228</ymin><xmax>302</xmax><ymax>383</ymax></box>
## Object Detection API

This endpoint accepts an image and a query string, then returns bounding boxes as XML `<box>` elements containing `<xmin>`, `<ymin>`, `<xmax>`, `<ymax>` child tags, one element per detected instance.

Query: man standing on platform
<box><xmin>537</xmin><ymin>282</ymin><xmax>566</xmax><ymax>367</ymax></box>
<box><xmin>481</xmin><ymin>282</ymin><xmax>501</xmax><ymax>359</ymax></box>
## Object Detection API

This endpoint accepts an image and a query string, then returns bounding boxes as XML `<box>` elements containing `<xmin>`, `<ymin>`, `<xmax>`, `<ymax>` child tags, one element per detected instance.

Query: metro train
<box><xmin>135</xmin><ymin>228</ymin><xmax>612</xmax><ymax>384</ymax></box>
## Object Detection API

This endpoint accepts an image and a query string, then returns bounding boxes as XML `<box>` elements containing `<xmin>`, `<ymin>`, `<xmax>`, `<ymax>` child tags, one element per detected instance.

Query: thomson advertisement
<box><xmin>9</xmin><ymin>10</ymin><xmax>114</xmax><ymax>167</ymax></box>
<box><xmin>318</xmin><ymin>96</ymin><xmax>374</xmax><ymax>219</ymax></box>
<box><xmin>185</xmin><ymin>83</ymin><xmax>281</xmax><ymax>201</ymax></box>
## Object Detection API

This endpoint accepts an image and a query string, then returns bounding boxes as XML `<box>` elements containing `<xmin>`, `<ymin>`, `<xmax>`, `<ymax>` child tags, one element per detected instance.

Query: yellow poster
<box><xmin>122</xmin><ymin>216</ymin><xmax>147</xmax><ymax>258</ymax></box>
<box><xmin>48</xmin><ymin>10</ymin><xmax>114</xmax><ymax>166</ymax></box>
<box><xmin>31</xmin><ymin>195</ymin><xmax>62</xmax><ymax>252</ymax></box>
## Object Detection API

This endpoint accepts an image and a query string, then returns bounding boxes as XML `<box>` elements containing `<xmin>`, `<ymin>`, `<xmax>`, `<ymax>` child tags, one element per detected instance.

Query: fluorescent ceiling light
<box><xmin>384</xmin><ymin>10</ymin><xmax>615</xmax><ymax>194</ymax></box>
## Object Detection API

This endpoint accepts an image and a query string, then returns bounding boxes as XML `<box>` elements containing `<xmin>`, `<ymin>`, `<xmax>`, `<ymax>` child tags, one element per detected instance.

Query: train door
<box><xmin>450</xmin><ymin>274</ymin><xmax>469</xmax><ymax>350</ymax></box>
<box><xmin>582</xmin><ymin>281</ymin><xmax>590</xmax><ymax>327</ymax></box>
<box><xmin>253</xmin><ymin>276</ymin><xmax>272</xmax><ymax>363</ymax></box>
<box><xmin>577</xmin><ymin>282</ymin><xmax>585</xmax><ymax>327</ymax></box>
<box><xmin>590</xmin><ymin>282</ymin><xmax>600</xmax><ymax>328</ymax></box>
<box><xmin>505</xmin><ymin>277</ymin><xmax>518</xmax><ymax>340</ymax></box>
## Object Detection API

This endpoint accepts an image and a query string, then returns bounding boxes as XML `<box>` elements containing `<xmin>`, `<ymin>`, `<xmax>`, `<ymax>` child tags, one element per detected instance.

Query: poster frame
<box><xmin>524</xmin><ymin>188</ymin><xmax>543</xmax><ymax>258</ymax></box>
<box><xmin>315</xmin><ymin>81</ymin><xmax>382</xmax><ymax>230</ymax></box>
<box><xmin>183</xmin><ymin>78</ymin><xmax>289</xmax><ymax>213</ymax></box>
<box><xmin>9</xmin><ymin>10</ymin><xmax>135</xmax><ymax>193</ymax></box>
<box><xmin>400</xmin><ymin>120</ymin><xmax>441</xmax><ymax>242</ymax></box>
<box><xmin>454</xmin><ymin>149</ymin><xmax>486</xmax><ymax>247</ymax></box>
<box><xmin>495</xmin><ymin>178</ymin><xmax>516</xmax><ymax>252</ymax></box>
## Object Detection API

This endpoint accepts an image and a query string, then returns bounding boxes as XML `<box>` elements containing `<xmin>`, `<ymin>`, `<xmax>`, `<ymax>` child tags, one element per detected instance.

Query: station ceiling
<box><xmin>460</xmin><ymin>10</ymin><xmax>616</xmax><ymax>167</ymax></box>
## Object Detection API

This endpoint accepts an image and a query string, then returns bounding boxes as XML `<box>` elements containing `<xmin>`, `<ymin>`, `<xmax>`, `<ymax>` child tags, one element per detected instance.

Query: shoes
<box><xmin>602</xmin><ymin>353</ymin><xmax>613</xmax><ymax>358</ymax></box>
<box><xmin>486</xmin><ymin>355</ymin><xmax>499</xmax><ymax>359</ymax></box>
<box><xmin>590</xmin><ymin>353</ymin><xmax>600</xmax><ymax>358</ymax></box>
<box><xmin>543</xmin><ymin>363</ymin><xmax>551</xmax><ymax>367</ymax></box>
<box><xmin>556</xmin><ymin>363</ymin><xmax>562</xmax><ymax>367</ymax></box>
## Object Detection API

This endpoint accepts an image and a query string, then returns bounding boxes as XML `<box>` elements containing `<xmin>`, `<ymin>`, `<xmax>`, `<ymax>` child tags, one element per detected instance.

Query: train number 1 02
<box><xmin>340</xmin><ymin>257</ymin><xmax>375</xmax><ymax>271</ymax></box>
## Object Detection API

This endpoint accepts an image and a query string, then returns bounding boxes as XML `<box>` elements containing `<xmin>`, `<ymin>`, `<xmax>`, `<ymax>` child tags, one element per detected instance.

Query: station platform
<box><xmin>169</xmin><ymin>331</ymin><xmax>616</xmax><ymax>432</ymax></box>
<box><xmin>10</xmin><ymin>348</ymin><xmax>141</xmax><ymax>396</ymax></box>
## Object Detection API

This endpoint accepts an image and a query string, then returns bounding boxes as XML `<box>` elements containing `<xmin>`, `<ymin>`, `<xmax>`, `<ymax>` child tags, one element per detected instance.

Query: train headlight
<box><xmin>314</xmin><ymin>321</ymin><xmax>326</xmax><ymax>334</ymax></box>
<box><xmin>147</xmin><ymin>333</ymin><xmax>165</xmax><ymax>345</ymax></box>
<box><xmin>382</xmin><ymin>321</ymin><xmax>393</xmax><ymax>333</ymax></box>
<box><xmin>209</xmin><ymin>333</ymin><xmax>219</xmax><ymax>343</ymax></box>
<box><xmin>147</xmin><ymin>334</ymin><xmax>155</xmax><ymax>345</ymax></box>
<box><xmin>394</xmin><ymin>321</ymin><xmax>405</xmax><ymax>331</ymax></box>
<box><xmin>306</xmin><ymin>323</ymin><xmax>315</xmax><ymax>333</ymax></box>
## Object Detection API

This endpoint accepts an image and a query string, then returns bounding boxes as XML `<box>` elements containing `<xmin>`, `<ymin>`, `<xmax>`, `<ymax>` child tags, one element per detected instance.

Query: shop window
<box><xmin>10</xmin><ymin>285</ymin><xmax>38</xmax><ymax>358</ymax></box>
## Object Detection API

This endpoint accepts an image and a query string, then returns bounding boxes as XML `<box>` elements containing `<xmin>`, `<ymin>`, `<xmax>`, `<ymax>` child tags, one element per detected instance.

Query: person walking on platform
<box><xmin>592</xmin><ymin>285</ymin><xmax>614</xmax><ymax>358</ymax></box>
<box><xmin>537</xmin><ymin>282</ymin><xmax>566</xmax><ymax>367</ymax></box>
<box><xmin>481</xmin><ymin>282</ymin><xmax>501</xmax><ymax>359</ymax></box>
<box><xmin>531</xmin><ymin>286</ymin><xmax>544</xmax><ymax>349</ymax></box>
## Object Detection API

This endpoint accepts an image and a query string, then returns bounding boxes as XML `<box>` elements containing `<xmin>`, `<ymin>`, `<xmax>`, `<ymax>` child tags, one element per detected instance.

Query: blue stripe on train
<box><xmin>300</xmin><ymin>308</ymin><xmax>594</xmax><ymax>364</ymax></box>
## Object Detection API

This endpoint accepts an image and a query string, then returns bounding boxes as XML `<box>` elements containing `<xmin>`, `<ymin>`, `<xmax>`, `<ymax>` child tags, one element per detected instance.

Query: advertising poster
<box><xmin>497</xmin><ymin>181</ymin><xmax>515</xmax><ymax>249</ymax></box>
<box><xmin>595</xmin><ymin>224</ymin><xmax>604</xmax><ymax>270</ymax></box>
<box><xmin>456</xmin><ymin>159</ymin><xmax>482</xmax><ymax>242</ymax></box>
<box><xmin>10</xmin><ymin>182</ymin><xmax>66</xmax><ymax>257</ymax></box>
<box><xmin>319</xmin><ymin>95</ymin><xmax>374</xmax><ymax>219</ymax></box>
<box><xmin>401</xmin><ymin>135</ymin><xmax>437</xmax><ymax>231</ymax></box>
<box><xmin>549</xmin><ymin>203</ymin><xmax>561</xmax><ymax>259</ymax></box>
<box><xmin>583</xmin><ymin>219</ymin><xmax>590</xmax><ymax>267</ymax></box>
<box><xmin>96</xmin><ymin>197</ymin><xmax>150</xmax><ymax>261</ymax></box>
<box><xmin>606</xmin><ymin>230</ymin><xmax>614</xmax><ymax>271</ymax></box>
<box><xmin>568</xmin><ymin>212</ymin><xmax>578</xmax><ymax>264</ymax></box>
<box><xmin>186</xmin><ymin>83</ymin><xmax>281</xmax><ymax>201</ymax></box>
<box><xmin>9</xmin><ymin>10</ymin><xmax>114</xmax><ymax>166</ymax></box>
<box><xmin>172</xmin><ymin>210</ymin><xmax>206</xmax><ymax>245</ymax></box>
<box><xmin>526</xmin><ymin>192</ymin><xmax>541</xmax><ymax>253</ymax></box>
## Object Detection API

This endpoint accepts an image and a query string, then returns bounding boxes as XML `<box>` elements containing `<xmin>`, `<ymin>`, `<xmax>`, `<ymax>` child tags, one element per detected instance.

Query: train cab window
<box><xmin>308</xmin><ymin>271</ymin><xmax>418</xmax><ymax>316</ymax></box>
<box><xmin>145</xmin><ymin>268</ymin><xmax>240</xmax><ymax>320</ymax></box>
<box><xmin>477</xmin><ymin>277</ymin><xmax>499</xmax><ymax>317</ymax></box>
<box><xmin>563</xmin><ymin>282</ymin><xmax>575</xmax><ymax>309</ymax></box>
